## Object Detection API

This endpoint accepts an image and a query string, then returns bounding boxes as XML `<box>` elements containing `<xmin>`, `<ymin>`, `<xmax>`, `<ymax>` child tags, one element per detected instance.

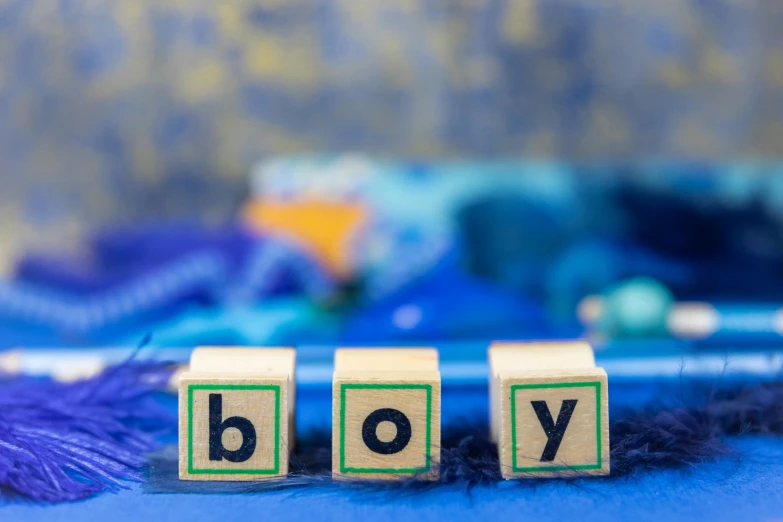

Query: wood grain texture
<box><xmin>332</xmin><ymin>348</ymin><xmax>440</xmax><ymax>480</ymax></box>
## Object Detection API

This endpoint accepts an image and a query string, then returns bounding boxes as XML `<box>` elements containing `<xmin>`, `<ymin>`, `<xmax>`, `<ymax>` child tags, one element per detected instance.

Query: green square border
<box><xmin>510</xmin><ymin>381</ymin><xmax>602</xmax><ymax>472</ymax></box>
<box><xmin>339</xmin><ymin>383</ymin><xmax>432</xmax><ymax>474</ymax></box>
<box><xmin>187</xmin><ymin>383</ymin><xmax>281</xmax><ymax>475</ymax></box>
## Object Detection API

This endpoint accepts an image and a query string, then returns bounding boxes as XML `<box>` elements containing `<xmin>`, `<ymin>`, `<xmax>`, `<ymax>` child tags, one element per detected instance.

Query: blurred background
<box><xmin>2</xmin><ymin>0</ymin><xmax>783</xmax><ymax>352</ymax></box>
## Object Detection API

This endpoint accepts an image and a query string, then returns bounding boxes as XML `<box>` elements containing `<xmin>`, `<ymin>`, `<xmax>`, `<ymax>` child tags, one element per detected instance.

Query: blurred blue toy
<box><xmin>343</xmin><ymin>264</ymin><xmax>556</xmax><ymax>342</ymax></box>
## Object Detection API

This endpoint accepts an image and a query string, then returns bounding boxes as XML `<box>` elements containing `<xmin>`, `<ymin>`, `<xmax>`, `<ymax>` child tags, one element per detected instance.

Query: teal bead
<box><xmin>598</xmin><ymin>278</ymin><xmax>674</xmax><ymax>338</ymax></box>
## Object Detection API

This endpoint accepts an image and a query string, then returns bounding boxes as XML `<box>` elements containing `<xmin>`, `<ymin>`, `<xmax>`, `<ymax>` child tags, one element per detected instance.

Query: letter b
<box><xmin>209</xmin><ymin>394</ymin><xmax>257</xmax><ymax>462</ymax></box>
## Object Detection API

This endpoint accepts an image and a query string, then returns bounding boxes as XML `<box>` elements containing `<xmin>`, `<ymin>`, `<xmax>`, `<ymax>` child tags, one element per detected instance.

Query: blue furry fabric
<box><xmin>146</xmin><ymin>381</ymin><xmax>783</xmax><ymax>494</ymax></box>
<box><xmin>609</xmin><ymin>382</ymin><xmax>782</xmax><ymax>475</ymax></box>
<box><xmin>0</xmin><ymin>357</ymin><xmax>175</xmax><ymax>502</ymax></box>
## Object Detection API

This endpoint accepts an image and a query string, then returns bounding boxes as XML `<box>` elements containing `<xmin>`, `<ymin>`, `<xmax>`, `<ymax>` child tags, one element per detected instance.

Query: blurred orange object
<box><xmin>241</xmin><ymin>200</ymin><xmax>368</xmax><ymax>279</ymax></box>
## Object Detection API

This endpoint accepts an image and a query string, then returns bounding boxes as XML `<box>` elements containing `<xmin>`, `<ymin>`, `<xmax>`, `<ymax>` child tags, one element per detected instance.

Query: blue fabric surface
<box><xmin>2</xmin><ymin>376</ymin><xmax>781</xmax><ymax>520</ymax></box>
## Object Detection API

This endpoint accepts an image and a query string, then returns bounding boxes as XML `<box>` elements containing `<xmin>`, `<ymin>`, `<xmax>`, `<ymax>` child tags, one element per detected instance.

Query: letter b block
<box><xmin>332</xmin><ymin>349</ymin><xmax>441</xmax><ymax>480</ymax></box>
<box><xmin>179</xmin><ymin>374</ymin><xmax>288</xmax><ymax>480</ymax></box>
<box><xmin>178</xmin><ymin>347</ymin><xmax>294</xmax><ymax>481</ymax></box>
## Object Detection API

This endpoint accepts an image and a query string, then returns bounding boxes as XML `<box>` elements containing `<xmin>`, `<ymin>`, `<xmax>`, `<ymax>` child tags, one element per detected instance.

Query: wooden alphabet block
<box><xmin>189</xmin><ymin>347</ymin><xmax>296</xmax><ymax>449</ymax></box>
<box><xmin>332</xmin><ymin>348</ymin><xmax>441</xmax><ymax>480</ymax></box>
<box><xmin>178</xmin><ymin>347</ymin><xmax>295</xmax><ymax>481</ymax></box>
<box><xmin>489</xmin><ymin>341</ymin><xmax>609</xmax><ymax>478</ymax></box>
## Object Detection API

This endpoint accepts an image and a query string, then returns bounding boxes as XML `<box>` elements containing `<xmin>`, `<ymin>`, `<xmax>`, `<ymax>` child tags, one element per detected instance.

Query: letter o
<box><xmin>361</xmin><ymin>408</ymin><xmax>412</xmax><ymax>455</ymax></box>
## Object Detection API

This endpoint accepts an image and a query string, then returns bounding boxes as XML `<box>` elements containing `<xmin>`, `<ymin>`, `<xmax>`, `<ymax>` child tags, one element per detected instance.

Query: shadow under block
<box><xmin>178</xmin><ymin>347</ymin><xmax>295</xmax><ymax>481</ymax></box>
<box><xmin>489</xmin><ymin>341</ymin><xmax>609</xmax><ymax>478</ymax></box>
<box><xmin>332</xmin><ymin>348</ymin><xmax>441</xmax><ymax>480</ymax></box>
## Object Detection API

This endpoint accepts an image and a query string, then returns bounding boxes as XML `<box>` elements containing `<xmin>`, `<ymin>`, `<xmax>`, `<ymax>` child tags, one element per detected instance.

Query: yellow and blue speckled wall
<box><xmin>1</xmin><ymin>0</ymin><xmax>783</xmax><ymax>262</ymax></box>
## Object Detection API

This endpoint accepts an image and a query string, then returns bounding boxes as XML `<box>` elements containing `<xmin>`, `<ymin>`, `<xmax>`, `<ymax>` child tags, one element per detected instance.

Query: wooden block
<box><xmin>488</xmin><ymin>341</ymin><xmax>596</xmax><ymax>442</ymax></box>
<box><xmin>332</xmin><ymin>348</ymin><xmax>440</xmax><ymax>480</ymax></box>
<box><xmin>190</xmin><ymin>346</ymin><xmax>296</xmax><ymax>373</ymax></box>
<box><xmin>489</xmin><ymin>341</ymin><xmax>609</xmax><ymax>478</ymax></box>
<box><xmin>489</xmin><ymin>341</ymin><xmax>596</xmax><ymax>372</ymax></box>
<box><xmin>178</xmin><ymin>347</ymin><xmax>295</xmax><ymax>481</ymax></box>
<box><xmin>334</xmin><ymin>347</ymin><xmax>439</xmax><ymax>372</ymax></box>
<box><xmin>189</xmin><ymin>346</ymin><xmax>296</xmax><ymax>449</ymax></box>
<box><xmin>167</xmin><ymin>364</ymin><xmax>187</xmax><ymax>394</ymax></box>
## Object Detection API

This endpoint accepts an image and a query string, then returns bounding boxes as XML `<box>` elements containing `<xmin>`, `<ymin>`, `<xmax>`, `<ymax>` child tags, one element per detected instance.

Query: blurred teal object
<box><xmin>546</xmin><ymin>240</ymin><xmax>691</xmax><ymax>321</ymax></box>
<box><xmin>596</xmin><ymin>277</ymin><xmax>675</xmax><ymax>338</ymax></box>
<box><xmin>122</xmin><ymin>298</ymin><xmax>340</xmax><ymax>347</ymax></box>
<box><xmin>457</xmin><ymin>192</ymin><xmax>572</xmax><ymax>302</ymax></box>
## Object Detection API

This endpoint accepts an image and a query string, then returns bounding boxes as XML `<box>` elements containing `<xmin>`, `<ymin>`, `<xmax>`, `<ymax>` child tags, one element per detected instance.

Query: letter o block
<box><xmin>178</xmin><ymin>374</ymin><xmax>289</xmax><ymax>480</ymax></box>
<box><xmin>333</xmin><ymin>372</ymin><xmax>440</xmax><ymax>480</ymax></box>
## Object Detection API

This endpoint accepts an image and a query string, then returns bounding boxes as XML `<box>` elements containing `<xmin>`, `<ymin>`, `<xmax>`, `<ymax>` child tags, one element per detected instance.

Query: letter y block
<box><xmin>490</xmin><ymin>341</ymin><xmax>610</xmax><ymax>478</ymax></box>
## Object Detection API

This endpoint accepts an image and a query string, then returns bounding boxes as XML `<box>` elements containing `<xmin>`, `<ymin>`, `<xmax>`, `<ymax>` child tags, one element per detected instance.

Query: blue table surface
<box><xmin>4</xmin><ymin>436</ymin><xmax>781</xmax><ymax>522</ymax></box>
<box><xmin>2</xmin><ymin>371</ymin><xmax>782</xmax><ymax>521</ymax></box>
